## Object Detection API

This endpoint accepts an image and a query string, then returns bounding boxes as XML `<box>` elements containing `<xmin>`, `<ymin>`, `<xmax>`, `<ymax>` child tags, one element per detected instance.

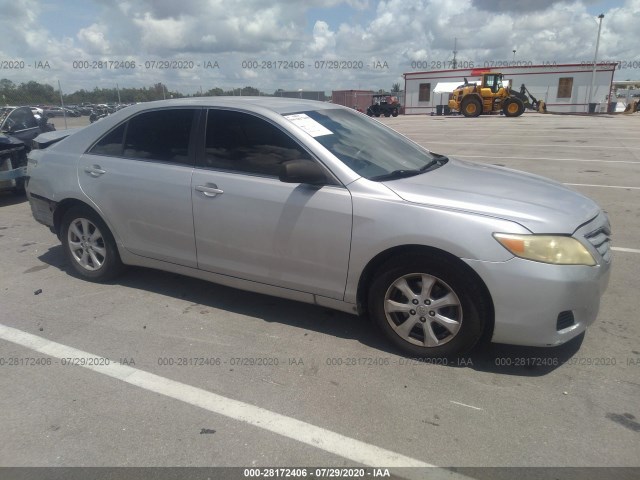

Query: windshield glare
<box><xmin>290</xmin><ymin>109</ymin><xmax>435</xmax><ymax>180</ymax></box>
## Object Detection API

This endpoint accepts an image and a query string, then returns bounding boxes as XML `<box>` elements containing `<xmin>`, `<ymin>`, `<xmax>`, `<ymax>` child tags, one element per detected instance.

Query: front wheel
<box><xmin>61</xmin><ymin>206</ymin><xmax>124</xmax><ymax>282</ymax></box>
<box><xmin>503</xmin><ymin>97</ymin><xmax>525</xmax><ymax>117</ymax></box>
<box><xmin>391</xmin><ymin>109</ymin><xmax>399</xmax><ymax>117</ymax></box>
<box><xmin>368</xmin><ymin>255</ymin><xmax>487</xmax><ymax>357</ymax></box>
<box><xmin>461</xmin><ymin>97</ymin><xmax>482</xmax><ymax>117</ymax></box>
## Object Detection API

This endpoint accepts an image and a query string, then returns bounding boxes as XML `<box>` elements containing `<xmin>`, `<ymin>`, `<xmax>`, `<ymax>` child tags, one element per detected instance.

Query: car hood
<box><xmin>381</xmin><ymin>157</ymin><xmax>600</xmax><ymax>233</ymax></box>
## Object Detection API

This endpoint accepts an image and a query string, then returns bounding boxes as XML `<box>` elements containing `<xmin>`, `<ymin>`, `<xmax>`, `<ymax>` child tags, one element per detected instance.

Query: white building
<box><xmin>403</xmin><ymin>63</ymin><xmax>618</xmax><ymax>114</ymax></box>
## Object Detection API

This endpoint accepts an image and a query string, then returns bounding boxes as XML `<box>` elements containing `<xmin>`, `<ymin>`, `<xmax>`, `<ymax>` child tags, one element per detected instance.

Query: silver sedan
<box><xmin>26</xmin><ymin>98</ymin><xmax>611</xmax><ymax>357</ymax></box>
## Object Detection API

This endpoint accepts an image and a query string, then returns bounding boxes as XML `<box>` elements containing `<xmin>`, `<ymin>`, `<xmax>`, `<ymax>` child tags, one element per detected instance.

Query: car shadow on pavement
<box><xmin>0</xmin><ymin>192</ymin><xmax>27</xmax><ymax>207</ymax></box>
<box><xmin>38</xmin><ymin>245</ymin><xmax>584</xmax><ymax>377</ymax></box>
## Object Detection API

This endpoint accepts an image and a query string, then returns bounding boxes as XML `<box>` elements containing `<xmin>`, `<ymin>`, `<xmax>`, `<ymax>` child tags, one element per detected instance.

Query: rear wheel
<box><xmin>368</xmin><ymin>254</ymin><xmax>487</xmax><ymax>358</ymax></box>
<box><xmin>61</xmin><ymin>206</ymin><xmax>124</xmax><ymax>282</ymax></box>
<box><xmin>503</xmin><ymin>97</ymin><xmax>525</xmax><ymax>117</ymax></box>
<box><xmin>392</xmin><ymin>108</ymin><xmax>399</xmax><ymax>117</ymax></box>
<box><xmin>461</xmin><ymin>97</ymin><xmax>482</xmax><ymax>117</ymax></box>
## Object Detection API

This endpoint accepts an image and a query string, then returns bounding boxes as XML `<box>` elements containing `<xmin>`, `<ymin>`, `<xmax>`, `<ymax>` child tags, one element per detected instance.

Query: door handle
<box><xmin>195</xmin><ymin>184</ymin><xmax>224</xmax><ymax>197</ymax></box>
<box><xmin>84</xmin><ymin>165</ymin><xmax>106</xmax><ymax>177</ymax></box>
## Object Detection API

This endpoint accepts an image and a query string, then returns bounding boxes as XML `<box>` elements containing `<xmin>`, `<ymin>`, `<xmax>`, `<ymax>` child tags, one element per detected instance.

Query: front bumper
<box><xmin>464</xmin><ymin>255</ymin><xmax>611</xmax><ymax>347</ymax></box>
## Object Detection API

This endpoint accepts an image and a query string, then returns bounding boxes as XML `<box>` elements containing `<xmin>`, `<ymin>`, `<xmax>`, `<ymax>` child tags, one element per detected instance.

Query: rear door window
<box><xmin>89</xmin><ymin>109</ymin><xmax>196</xmax><ymax>165</ymax></box>
<box><xmin>123</xmin><ymin>109</ymin><xmax>195</xmax><ymax>164</ymax></box>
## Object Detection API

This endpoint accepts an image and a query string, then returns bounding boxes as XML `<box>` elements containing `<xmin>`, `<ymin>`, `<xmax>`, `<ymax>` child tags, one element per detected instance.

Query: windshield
<box><xmin>285</xmin><ymin>109</ymin><xmax>440</xmax><ymax>180</ymax></box>
<box><xmin>0</xmin><ymin>108</ymin><xmax>13</xmax><ymax>128</ymax></box>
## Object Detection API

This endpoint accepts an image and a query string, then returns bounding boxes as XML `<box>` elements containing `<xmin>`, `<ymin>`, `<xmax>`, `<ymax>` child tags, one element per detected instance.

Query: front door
<box><xmin>192</xmin><ymin>109</ymin><xmax>352</xmax><ymax>300</ymax></box>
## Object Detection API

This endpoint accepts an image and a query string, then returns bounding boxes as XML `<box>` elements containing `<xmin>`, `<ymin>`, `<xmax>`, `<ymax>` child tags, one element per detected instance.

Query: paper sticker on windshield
<box><xmin>284</xmin><ymin>114</ymin><xmax>333</xmax><ymax>137</ymax></box>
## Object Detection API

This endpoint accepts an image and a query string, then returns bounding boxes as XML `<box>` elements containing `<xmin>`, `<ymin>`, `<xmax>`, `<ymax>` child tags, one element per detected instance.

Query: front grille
<box><xmin>585</xmin><ymin>223</ymin><xmax>612</xmax><ymax>263</ymax></box>
<box><xmin>556</xmin><ymin>311</ymin><xmax>575</xmax><ymax>331</ymax></box>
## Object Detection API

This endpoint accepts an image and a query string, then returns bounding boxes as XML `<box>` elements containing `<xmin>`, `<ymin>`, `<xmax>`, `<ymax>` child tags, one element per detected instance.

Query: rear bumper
<box><xmin>464</xmin><ymin>256</ymin><xmax>611</xmax><ymax>347</ymax></box>
<box><xmin>27</xmin><ymin>192</ymin><xmax>56</xmax><ymax>230</ymax></box>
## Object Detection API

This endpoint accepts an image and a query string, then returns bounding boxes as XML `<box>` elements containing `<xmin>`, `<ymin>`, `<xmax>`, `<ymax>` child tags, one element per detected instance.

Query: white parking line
<box><xmin>0</xmin><ymin>323</ymin><xmax>432</xmax><ymax>468</ymax></box>
<box><xmin>449</xmin><ymin>401</ymin><xmax>483</xmax><ymax>411</ymax></box>
<box><xmin>612</xmin><ymin>247</ymin><xmax>640</xmax><ymax>254</ymax></box>
<box><xmin>419</xmin><ymin>134</ymin><xmax>640</xmax><ymax>141</ymax></box>
<box><xmin>426</xmin><ymin>142</ymin><xmax>640</xmax><ymax>150</ymax></box>
<box><xmin>563</xmin><ymin>183</ymin><xmax>640</xmax><ymax>190</ymax></box>
<box><xmin>452</xmin><ymin>155</ymin><xmax>639</xmax><ymax>164</ymax></box>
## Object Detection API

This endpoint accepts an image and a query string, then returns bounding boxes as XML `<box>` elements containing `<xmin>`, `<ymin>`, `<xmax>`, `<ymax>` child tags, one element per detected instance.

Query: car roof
<box><xmin>44</xmin><ymin>97</ymin><xmax>347</xmax><ymax>156</ymax></box>
<box><xmin>38</xmin><ymin>96</ymin><xmax>363</xmax><ymax>186</ymax></box>
<box><xmin>119</xmin><ymin>97</ymin><xmax>341</xmax><ymax>116</ymax></box>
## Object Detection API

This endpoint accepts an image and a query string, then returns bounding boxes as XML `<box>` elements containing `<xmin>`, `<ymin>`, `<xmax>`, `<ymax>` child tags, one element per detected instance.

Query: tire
<box><xmin>61</xmin><ymin>206</ymin><xmax>124</xmax><ymax>282</ymax></box>
<box><xmin>368</xmin><ymin>254</ymin><xmax>487</xmax><ymax>358</ymax></box>
<box><xmin>366</xmin><ymin>108</ymin><xmax>373</xmax><ymax>117</ymax></box>
<box><xmin>503</xmin><ymin>97</ymin><xmax>525</xmax><ymax>117</ymax></box>
<box><xmin>391</xmin><ymin>109</ymin><xmax>399</xmax><ymax>117</ymax></box>
<box><xmin>461</xmin><ymin>96</ymin><xmax>482</xmax><ymax>117</ymax></box>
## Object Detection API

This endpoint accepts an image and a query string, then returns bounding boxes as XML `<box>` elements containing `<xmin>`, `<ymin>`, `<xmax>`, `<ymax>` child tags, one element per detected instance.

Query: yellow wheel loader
<box><xmin>449</xmin><ymin>72</ymin><xmax>541</xmax><ymax>118</ymax></box>
<box><xmin>623</xmin><ymin>100</ymin><xmax>639</xmax><ymax>114</ymax></box>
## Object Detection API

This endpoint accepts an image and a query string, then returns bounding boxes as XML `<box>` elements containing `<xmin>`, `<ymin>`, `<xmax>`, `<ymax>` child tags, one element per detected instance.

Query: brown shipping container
<box><xmin>331</xmin><ymin>90</ymin><xmax>374</xmax><ymax>113</ymax></box>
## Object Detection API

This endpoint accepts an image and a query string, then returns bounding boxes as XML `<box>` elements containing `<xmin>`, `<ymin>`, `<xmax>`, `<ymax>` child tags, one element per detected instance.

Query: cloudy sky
<box><xmin>0</xmin><ymin>0</ymin><xmax>638</xmax><ymax>94</ymax></box>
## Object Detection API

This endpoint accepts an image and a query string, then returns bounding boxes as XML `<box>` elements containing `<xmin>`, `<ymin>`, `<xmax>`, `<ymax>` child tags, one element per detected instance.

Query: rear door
<box><xmin>78</xmin><ymin>108</ymin><xmax>200</xmax><ymax>268</ymax></box>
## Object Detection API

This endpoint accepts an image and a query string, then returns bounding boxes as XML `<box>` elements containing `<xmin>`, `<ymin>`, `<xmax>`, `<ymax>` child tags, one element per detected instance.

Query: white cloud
<box><xmin>77</xmin><ymin>23</ymin><xmax>111</xmax><ymax>54</ymax></box>
<box><xmin>310</xmin><ymin>21</ymin><xmax>336</xmax><ymax>52</ymax></box>
<box><xmin>0</xmin><ymin>0</ymin><xmax>638</xmax><ymax>94</ymax></box>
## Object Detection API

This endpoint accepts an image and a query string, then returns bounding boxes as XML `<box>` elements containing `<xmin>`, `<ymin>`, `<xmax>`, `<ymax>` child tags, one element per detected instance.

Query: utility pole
<box><xmin>588</xmin><ymin>14</ymin><xmax>605</xmax><ymax>109</ymax></box>
<box><xmin>58</xmin><ymin>80</ymin><xmax>67</xmax><ymax>130</ymax></box>
<box><xmin>452</xmin><ymin>37</ymin><xmax>458</xmax><ymax>69</ymax></box>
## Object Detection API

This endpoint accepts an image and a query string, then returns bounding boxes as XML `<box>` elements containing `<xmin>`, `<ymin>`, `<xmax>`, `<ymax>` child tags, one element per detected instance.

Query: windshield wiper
<box><xmin>418</xmin><ymin>153</ymin><xmax>449</xmax><ymax>171</ymax></box>
<box><xmin>370</xmin><ymin>155</ymin><xmax>449</xmax><ymax>181</ymax></box>
<box><xmin>369</xmin><ymin>169</ymin><xmax>423</xmax><ymax>181</ymax></box>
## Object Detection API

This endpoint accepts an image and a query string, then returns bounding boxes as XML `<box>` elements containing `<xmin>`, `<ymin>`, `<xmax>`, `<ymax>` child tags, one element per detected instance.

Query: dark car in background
<box><xmin>1</xmin><ymin>107</ymin><xmax>50</xmax><ymax>144</ymax></box>
<box><xmin>0</xmin><ymin>106</ymin><xmax>55</xmax><ymax>194</ymax></box>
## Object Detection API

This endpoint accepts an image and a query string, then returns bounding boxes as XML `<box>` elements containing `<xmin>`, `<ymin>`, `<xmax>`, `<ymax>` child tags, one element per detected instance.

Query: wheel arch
<box><xmin>356</xmin><ymin>244</ymin><xmax>495</xmax><ymax>340</ymax></box>
<box><xmin>53</xmin><ymin>198</ymin><xmax>118</xmax><ymax>245</ymax></box>
<box><xmin>461</xmin><ymin>93</ymin><xmax>483</xmax><ymax>105</ymax></box>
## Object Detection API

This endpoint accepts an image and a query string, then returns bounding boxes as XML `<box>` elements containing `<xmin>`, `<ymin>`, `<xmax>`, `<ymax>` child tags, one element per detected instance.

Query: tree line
<box><xmin>1</xmin><ymin>79</ymin><xmax>402</xmax><ymax>106</ymax></box>
<box><xmin>0</xmin><ymin>79</ymin><xmax>268</xmax><ymax>105</ymax></box>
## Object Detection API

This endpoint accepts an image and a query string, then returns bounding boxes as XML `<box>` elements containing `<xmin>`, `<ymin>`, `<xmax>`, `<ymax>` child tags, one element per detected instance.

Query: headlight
<box><xmin>493</xmin><ymin>233</ymin><xmax>596</xmax><ymax>266</ymax></box>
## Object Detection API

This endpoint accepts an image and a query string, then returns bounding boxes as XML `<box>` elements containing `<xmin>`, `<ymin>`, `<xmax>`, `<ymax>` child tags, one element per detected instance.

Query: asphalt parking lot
<box><xmin>1</xmin><ymin>112</ymin><xmax>639</xmax><ymax>478</ymax></box>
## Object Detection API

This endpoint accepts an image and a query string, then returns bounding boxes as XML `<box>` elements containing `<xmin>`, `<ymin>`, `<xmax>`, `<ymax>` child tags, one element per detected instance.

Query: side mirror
<box><xmin>279</xmin><ymin>159</ymin><xmax>328</xmax><ymax>185</ymax></box>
